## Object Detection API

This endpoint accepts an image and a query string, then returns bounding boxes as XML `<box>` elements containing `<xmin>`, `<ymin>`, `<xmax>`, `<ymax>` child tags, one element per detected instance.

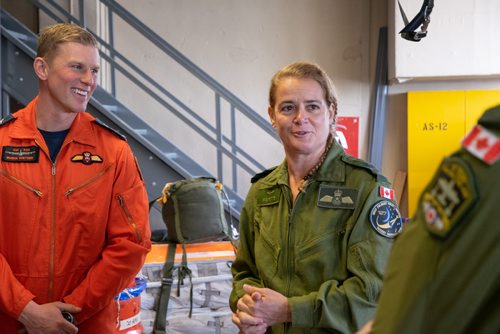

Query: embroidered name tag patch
<box><xmin>2</xmin><ymin>146</ymin><xmax>40</xmax><ymax>163</ymax></box>
<box><xmin>318</xmin><ymin>185</ymin><xmax>358</xmax><ymax>209</ymax></box>
<box><xmin>71</xmin><ymin>152</ymin><xmax>103</xmax><ymax>165</ymax></box>
<box><xmin>422</xmin><ymin>157</ymin><xmax>477</xmax><ymax>238</ymax></box>
<box><xmin>256</xmin><ymin>188</ymin><xmax>281</xmax><ymax>206</ymax></box>
<box><xmin>369</xmin><ymin>200</ymin><xmax>403</xmax><ymax>238</ymax></box>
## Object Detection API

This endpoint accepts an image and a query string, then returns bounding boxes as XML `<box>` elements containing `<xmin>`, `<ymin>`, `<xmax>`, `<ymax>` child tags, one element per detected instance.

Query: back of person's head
<box><xmin>268</xmin><ymin>61</ymin><xmax>338</xmax><ymax>116</ymax></box>
<box><xmin>36</xmin><ymin>23</ymin><xmax>98</xmax><ymax>64</ymax></box>
<box><xmin>478</xmin><ymin>105</ymin><xmax>500</xmax><ymax>135</ymax></box>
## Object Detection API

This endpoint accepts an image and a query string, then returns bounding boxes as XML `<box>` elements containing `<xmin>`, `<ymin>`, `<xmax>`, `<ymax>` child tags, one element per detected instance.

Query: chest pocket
<box><xmin>294</xmin><ymin>229</ymin><xmax>344</xmax><ymax>285</ymax></box>
<box><xmin>254</xmin><ymin>187</ymin><xmax>283</xmax><ymax>287</ymax></box>
<box><xmin>64</xmin><ymin>164</ymin><xmax>113</xmax><ymax>197</ymax></box>
<box><xmin>0</xmin><ymin>169</ymin><xmax>44</xmax><ymax>271</ymax></box>
<box><xmin>292</xmin><ymin>204</ymin><xmax>353</xmax><ymax>287</ymax></box>
<box><xmin>62</xmin><ymin>163</ymin><xmax>115</xmax><ymax>267</ymax></box>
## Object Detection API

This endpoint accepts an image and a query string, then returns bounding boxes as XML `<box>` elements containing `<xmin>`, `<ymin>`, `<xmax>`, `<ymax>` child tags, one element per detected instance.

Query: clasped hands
<box><xmin>18</xmin><ymin>300</ymin><xmax>80</xmax><ymax>334</ymax></box>
<box><xmin>232</xmin><ymin>284</ymin><xmax>291</xmax><ymax>334</ymax></box>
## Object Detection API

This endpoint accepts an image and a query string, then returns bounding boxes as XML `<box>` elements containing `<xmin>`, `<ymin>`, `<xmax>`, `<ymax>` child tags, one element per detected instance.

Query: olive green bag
<box><xmin>158</xmin><ymin>177</ymin><xmax>232</xmax><ymax>243</ymax></box>
<box><xmin>151</xmin><ymin>177</ymin><xmax>236</xmax><ymax>334</ymax></box>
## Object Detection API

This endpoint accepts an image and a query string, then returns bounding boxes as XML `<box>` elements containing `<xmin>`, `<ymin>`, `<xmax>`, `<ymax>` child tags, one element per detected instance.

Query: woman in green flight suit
<box><xmin>230</xmin><ymin>61</ymin><xmax>402</xmax><ymax>334</ymax></box>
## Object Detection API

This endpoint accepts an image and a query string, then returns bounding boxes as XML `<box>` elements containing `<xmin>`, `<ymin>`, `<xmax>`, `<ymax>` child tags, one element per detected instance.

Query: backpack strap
<box><xmin>219</xmin><ymin>184</ymin><xmax>239</xmax><ymax>240</ymax></box>
<box><xmin>148</xmin><ymin>198</ymin><xmax>158</xmax><ymax>210</ymax></box>
<box><xmin>154</xmin><ymin>242</ymin><xmax>176</xmax><ymax>333</ymax></box>
<box><xmin>176</xmin><ymin>244</ymin><xmax>193</xmax><ymax>318</ymax></box>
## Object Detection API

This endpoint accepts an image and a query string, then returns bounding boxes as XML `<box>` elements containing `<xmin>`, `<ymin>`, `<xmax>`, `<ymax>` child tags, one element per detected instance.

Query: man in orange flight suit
<box><xmin>0</xmin><ymin>23</ymin><xmax>151</xmax><ymax>333</ymax></box>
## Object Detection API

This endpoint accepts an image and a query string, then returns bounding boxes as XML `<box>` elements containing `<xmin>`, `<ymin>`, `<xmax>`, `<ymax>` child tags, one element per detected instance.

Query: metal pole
<box><xmin>215</xmin><ymin>93</ymin><xmax>223</xmax><ymax>181</ymax></box>
<box><xmin>78</xmin><ymin>0</ymin><xmax>85</xmax><ymax>27</ymax></box>
<box><xmin>368</xmin><ymin>26</ymin><xmax>388</xmax><ymax>170</ymax></box>
<box><xmin>231</xmin><ymin>104</ymin><xmax>237</xmax><ymax>192</ymax></box>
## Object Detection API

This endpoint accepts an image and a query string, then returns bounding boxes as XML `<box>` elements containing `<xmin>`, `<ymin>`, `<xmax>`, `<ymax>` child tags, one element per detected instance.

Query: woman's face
<box><xmin>268</xmin><ymin>77</ymin><xmax>334</xmax><ymax>158</ymax></box>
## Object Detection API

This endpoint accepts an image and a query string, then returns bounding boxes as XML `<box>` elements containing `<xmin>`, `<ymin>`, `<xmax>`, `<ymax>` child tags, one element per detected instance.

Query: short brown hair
<box><xmin>269</xmin><ymin>61</ymin><xmax>338</xmax><ymax>117</ymax></box>
<box><xmin>36</xmin><ymin>23</ymin><xmax>98</xmax><ymax>63</ymax></box>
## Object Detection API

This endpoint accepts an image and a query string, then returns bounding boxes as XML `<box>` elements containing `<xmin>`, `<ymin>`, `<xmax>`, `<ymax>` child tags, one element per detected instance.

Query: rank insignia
<box><xmin>369</xmin><ymin>200</ymin><xmax>403</xmax><ymax>238</ymax></box>
<box><xmin>318</xmin><ymin>185</ymin><xmax>358</xmax><ymax>210</ymax></box>
<box><xmin>421</xmin><ymin>157</ymin><xmax>477</xmax><ymax>238</ymax></box>
<box><xmin>0</xmin><ymin>114</ymin><xmax>15</xmax><ymax>126</ymax></box>
<box><xmin>71</xmin><ymin>152</ymin><xmax>103</xmax><ymax>165</ymax></box>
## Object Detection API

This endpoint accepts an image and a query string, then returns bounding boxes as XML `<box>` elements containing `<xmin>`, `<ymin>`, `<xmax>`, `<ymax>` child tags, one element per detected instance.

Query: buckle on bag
<box><xmin>161</xmin><ymin>277</ymin><xmax>173</xmax><ymax>286</ymax></box>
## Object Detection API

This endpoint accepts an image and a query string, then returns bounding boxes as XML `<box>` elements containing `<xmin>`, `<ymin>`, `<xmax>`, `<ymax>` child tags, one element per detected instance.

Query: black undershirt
<box><xmin>39</xmin><ymin>128</ymin><xmax>70</xmax><ymax>162</ymax></box>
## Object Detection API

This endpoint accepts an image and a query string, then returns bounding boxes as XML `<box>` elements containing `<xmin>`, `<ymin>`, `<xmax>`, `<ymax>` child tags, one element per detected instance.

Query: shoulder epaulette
<box><xmin>0</xmin><ymin>114</ymin><xmax>16</xmax><ymax>127</ymax></box>
<box><xmin>93</xmin><ymin>118</ymin><xmax>126</xmax><ymax>141</ymax></box>
<box><xmin>251</xmin><ymin>166</ymin><xmax>277</xmax><ymax>183</ymax></box>
<box><xmin>341</xmin><ymin>154</ymin><xmax>388</xmax><ymax>183</ymax></box>
<box><xmin>477</xmin><ymin>105</ymin><xmax>500</xmax><ymax>132</ymax></box>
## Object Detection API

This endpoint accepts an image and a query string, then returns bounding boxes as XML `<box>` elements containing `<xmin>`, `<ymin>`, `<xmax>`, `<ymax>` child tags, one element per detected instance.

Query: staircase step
<box><xmin>134</xmin><ymin>128</ymin><xmax>148</xmax><ymax>136</ymax></box>
<box><xmin>102</xmin><ymin>104</ymin><xmax>119</xmax><ymax>112</ymax></box>
<box><xmin>164</xmin><ymin>152</ymin><xmax>178</xmax><ymax>160</ymax></box>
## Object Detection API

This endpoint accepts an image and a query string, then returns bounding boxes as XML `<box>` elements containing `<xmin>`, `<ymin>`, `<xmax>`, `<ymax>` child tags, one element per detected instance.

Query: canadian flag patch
<box><xmin>379</xmin><ymin>186</ymin><xmax>395</xmax><ymax>201</ymax></box>
<box><xmin>462</xmin><ymin>125</ymin><xmax>500</xmax><ymax>165</ymax></box>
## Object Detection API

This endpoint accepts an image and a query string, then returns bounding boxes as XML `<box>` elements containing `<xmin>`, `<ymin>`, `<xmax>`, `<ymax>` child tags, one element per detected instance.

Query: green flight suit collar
<box><xmin>315</xmin><ymin>140</ymin><xmax>346</xmax><ymax>183</ymax></box>
<box><xmin>257</xmin><ymin>139</ymin><xmax>347</xmax><ymax>189</ymax></box>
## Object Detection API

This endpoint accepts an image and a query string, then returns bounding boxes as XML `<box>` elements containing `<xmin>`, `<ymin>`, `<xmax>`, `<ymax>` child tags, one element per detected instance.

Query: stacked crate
<box><xmin>139</xmin><ymin>242</ymin><xmax>238</xmax><ymax>334</ymax></box>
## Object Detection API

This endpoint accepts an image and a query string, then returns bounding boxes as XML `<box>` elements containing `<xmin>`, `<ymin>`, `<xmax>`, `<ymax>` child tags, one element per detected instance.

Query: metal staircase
<box><xmin>1</xmin><ymin>1</ymin><xmax>281</xmax><ymax>227</ymax></box>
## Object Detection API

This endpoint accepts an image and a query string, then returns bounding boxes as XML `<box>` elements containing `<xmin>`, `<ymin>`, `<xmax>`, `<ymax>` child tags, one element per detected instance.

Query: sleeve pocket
<box><xmin>115</xmin><ymin>182</ymin><xmax>149</xmax><ymax>244</ymax></box>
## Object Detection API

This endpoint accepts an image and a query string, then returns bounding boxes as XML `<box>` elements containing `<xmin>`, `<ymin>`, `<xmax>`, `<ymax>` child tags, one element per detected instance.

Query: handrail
<box><xmin>27</xmin><ymin>0</ymin><xmax>280</xmax><ymax>196</ymax></box>
<box><xmin>101</xmin><ymin>0</ymin><xmax>277</xmax><ymax>138</ymax></box>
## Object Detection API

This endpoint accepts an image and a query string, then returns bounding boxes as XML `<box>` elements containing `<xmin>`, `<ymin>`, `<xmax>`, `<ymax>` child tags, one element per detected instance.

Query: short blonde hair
<box><xmin>36</xmin><ymin>23</ymin><xmax>98</xmax><ymax>63</ymax></box>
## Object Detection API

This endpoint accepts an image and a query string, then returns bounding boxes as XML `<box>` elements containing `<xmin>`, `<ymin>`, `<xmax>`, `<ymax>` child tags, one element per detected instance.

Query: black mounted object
<box><xmin>398</xmin><ymin>0</ymin><xmax>434</xmax><ymax>42</ymax></box>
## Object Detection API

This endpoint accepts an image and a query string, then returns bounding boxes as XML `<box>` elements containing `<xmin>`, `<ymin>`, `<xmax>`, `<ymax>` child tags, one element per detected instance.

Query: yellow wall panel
<box><xmin>407</xmin><ymin>90</ymin><xmax>500</xmax><ymax>217</ymax></box>
<box><xmin>408</xmin><ymin>91</ymin><xmax>465</xmax><ymax>216</ymax></box>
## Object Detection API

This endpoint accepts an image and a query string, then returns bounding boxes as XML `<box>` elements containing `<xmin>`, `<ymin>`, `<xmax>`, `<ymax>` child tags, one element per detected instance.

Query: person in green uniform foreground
<box><xmin>230</xmin><ymin>61</ymin><xmax>403</xmax><ymax>334</ymax></box>
<box><xmin>357</xmin><ymin>105</ymin><xmax>500</xmax><ymax>334</ymax></box>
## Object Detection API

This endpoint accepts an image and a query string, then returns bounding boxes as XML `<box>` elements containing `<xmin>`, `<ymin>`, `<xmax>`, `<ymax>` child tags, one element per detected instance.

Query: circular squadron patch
<box><xmin>369</xmin><ymin>200</ymin><xmax>403</xmax><ymax>238</ymax></box>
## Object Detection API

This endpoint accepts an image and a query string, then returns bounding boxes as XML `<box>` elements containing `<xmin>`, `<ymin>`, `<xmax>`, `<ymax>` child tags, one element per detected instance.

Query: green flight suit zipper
<box><xmin>283</xmin><ymin>180</ymin><xmax>310</xmax><ymax>333</ymax></box>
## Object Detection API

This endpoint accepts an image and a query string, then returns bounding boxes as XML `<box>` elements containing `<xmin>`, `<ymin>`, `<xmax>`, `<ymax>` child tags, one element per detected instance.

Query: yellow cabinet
<box><xmin>407</xmin><ymin>90</ymin><xmax>500</xmax><ymax>216</ymax></box>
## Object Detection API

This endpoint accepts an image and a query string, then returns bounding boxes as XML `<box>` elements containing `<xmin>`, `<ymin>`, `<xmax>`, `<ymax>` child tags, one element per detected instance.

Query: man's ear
<box><xmin>268</xmin><ymin>106</ymin><xmax>276</xmax><ymax>128</ymax></box>
<box><xmin>33</xmin><ymin>57</ymin><xmax>49</xmax><ymax>80</ymax></box>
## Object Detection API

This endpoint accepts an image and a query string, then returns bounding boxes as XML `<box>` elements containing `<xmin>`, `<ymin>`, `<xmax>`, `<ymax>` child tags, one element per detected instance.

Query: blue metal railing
<box><xmin>30</xmin><ymin>0</ymin><xmax>279</xmax><ymax>195</ymax></box>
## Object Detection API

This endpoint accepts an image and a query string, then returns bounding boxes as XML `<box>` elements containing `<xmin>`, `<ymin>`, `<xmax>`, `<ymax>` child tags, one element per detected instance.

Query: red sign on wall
<box><xmin>335</xmin><ymin>116</ymin><xmax>359</xmax><ymax>158</ymax></box>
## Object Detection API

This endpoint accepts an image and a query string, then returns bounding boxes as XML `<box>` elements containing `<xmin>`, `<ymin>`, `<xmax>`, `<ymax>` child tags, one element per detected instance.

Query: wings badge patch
<box><xmin>71</xmin><ymin>152</ymin><xmax>103</xmax><ymax>165</ymax></box>
<box><xmin>421</xmin><ymin>157</ymin><xmax>478</xmax><ymax>238</ymax></box>
<box><xmin>318</xmin><ymin>185</ymin><xmax>358</xmax><ymax>210</ymax></box>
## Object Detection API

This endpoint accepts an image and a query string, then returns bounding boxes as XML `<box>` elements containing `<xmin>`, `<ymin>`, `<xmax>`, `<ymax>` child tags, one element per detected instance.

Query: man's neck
<box><xmin>35</xmin><ymin>100</ymin><xmax>77</xmax><ymax>132</ymax></box>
